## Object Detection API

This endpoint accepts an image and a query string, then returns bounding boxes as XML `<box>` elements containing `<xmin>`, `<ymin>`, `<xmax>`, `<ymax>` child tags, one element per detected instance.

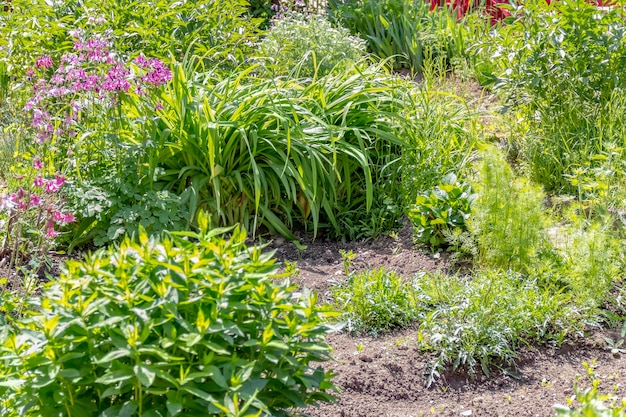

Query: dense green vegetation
<box><xmin>2</xmin><ymin>0</ymin><xmax>626</xmax><ymax>415</ymax></box>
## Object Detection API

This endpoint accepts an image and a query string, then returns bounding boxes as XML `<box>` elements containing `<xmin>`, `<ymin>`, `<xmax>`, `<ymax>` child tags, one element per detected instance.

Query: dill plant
<box><xmin>469</xmin><ymin>147</ymin><xmax>550</xmax><ymax>272</ymax></box>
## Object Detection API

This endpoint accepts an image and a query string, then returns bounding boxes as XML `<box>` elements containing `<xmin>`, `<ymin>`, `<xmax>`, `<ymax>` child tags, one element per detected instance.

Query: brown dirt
<box><xmin>268</xmin><ymin>221</ymin><xmax>626</xmax><ymax>417</ymax></box>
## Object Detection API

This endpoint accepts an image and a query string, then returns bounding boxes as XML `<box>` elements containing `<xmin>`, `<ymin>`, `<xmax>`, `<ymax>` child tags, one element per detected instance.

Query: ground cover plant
<box><xmin>3</xmin><ymin>0</ymin><xmax>626</xmax><ymax>415</ymax></box>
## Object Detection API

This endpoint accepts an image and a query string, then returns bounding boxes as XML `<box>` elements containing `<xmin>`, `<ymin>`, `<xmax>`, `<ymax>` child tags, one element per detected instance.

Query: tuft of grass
<box><xmin>330</xmin><ymin>266</ymin><xmax>422</xmax><ymax>336</ymax></box>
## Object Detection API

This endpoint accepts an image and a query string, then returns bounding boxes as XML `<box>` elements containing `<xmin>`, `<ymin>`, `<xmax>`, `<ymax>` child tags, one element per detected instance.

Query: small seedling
<box><xmin>339</xmin><ymin>249</ymin><xmax>356</xmax><ymax>277</ymax></box>
<box><xmin>283</xmin><ymin>260</ymin><xmax>300</xmax><ymax>278</ymax></box>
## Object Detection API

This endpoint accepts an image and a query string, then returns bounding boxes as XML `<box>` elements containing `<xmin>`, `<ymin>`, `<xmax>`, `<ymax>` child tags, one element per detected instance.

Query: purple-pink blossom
<box><xmin>36</xmin><ymin>55</ymin><xmax>53</xmax><ymax>69</ymax></box>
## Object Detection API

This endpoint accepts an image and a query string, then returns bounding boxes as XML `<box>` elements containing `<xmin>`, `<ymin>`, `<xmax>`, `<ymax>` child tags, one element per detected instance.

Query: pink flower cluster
<box><xmin>24</xmin><ymin>30</ymin><xmax>172</xmax><ymax>143</ymax></box>
<box><xmin>3</xmin><ymin>159</ymin><xmax>75</xmax><ymax>239</ymax></box>
<box><xmin>134</xmin><ymin>55</ymin><xmax>172</xmax><ymax>88</ymax></box>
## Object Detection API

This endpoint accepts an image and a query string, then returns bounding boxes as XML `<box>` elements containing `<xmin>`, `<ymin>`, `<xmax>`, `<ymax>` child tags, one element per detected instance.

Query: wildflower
<box><xmin>33</xmin><ymin>158</ymin><xmax>44</xmax><ymax>170</ymax></box>
<box><xmin>45</xmin><ymin>219</ymin><xmax>59</xmax><ymax>238</ymax></box>
<box><xmin>34</xmin><ymin>176</ymin><xmax>44</xmax><ymax>187</ymax></box>
<box><xmin>30</xmin><ymin>194</ymin><xmax>41</xmax><ymax>207</ymax></box>
<box><xmin>53</xmin><ymin>211</ymin><xmax>75</xmax><ymax>223</ymax></box>
<box><xmin>36</xmin><ymin>55</ymin><xmax>53</xmax><ymax>69</ymax></box>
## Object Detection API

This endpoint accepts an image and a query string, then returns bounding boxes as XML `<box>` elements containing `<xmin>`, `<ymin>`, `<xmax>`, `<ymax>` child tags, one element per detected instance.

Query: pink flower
<box><xmin>52</xmin><ymin>210</ymin><xmax>75</xmax><ymax>224</ymax></box>
<box><xmin>54</xmin><ymin>174</ymin><xmax>66</xmax><ymax>188</ymax></box>
<box><xmin>33</xmin><ymin>158</ymin><xmax>44</xmax><ymax>170</ymax></box>
<box><xmin>36</xmin><ymin>55</ymin><xmax>54</xmax><ymax>69</ymax></box>
<box><xmin>34</xmin><ymin>176</ymin><xmax>44</xmax><ymax>187</ymax></box>
<box><xmin>30</xmin><ymin>194</ymin><xmax>41</xmax><ymax>207</ymax></box>
<box><xmin>45</xmin><ymin>219</ymin><xmax>59</xmax><ymax>238</ymax></box>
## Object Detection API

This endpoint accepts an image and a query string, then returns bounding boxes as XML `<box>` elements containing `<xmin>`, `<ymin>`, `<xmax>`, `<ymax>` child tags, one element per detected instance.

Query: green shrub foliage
<box><xmin>258</xmin><ymin>12</ymin><xmax>366</xmax><ymax>79</ymax></box>
<box><xmin>0</xmin><ymin>220</ymin><xmax>337</xmax><ymax>416</ymax></box>
<box><xmin>489</xmin><ymin>0</ymin><xmax>626</xmax><ymax>192</ymax></box>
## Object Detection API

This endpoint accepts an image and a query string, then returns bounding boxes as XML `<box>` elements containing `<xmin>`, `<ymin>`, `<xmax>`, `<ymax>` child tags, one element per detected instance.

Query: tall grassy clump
<box><xmin>149</xmin><ymin>63</ymin><xmax>410</xmax><ymax>240</ymax></box>
<box><xmin>469</xmin><ymin>147</ymin><xmax>550</xmax><ymax>272</ymax></box>
<box><xmin>0</xmin><ymin>221</ymin><xmax>337</xmax><ymax>416</ymax></box>
<box><xmin>327</xmin><ymin>0</ymin><xmax>467</xmax><ymax>74</ymax></box>
<box><xmin>257</xmin><ymin>12</ymin><xmax>367</xmax><ymax>79</ymax></box>
<box><xmin>484</xmin><ymin>0</ymin><xmax>626</xmax><ymax>194</ymax></box>
<box><xmin>401</xmin><ymin>85</ymin><xmax>481</xmax><ymax>206</ymax></box>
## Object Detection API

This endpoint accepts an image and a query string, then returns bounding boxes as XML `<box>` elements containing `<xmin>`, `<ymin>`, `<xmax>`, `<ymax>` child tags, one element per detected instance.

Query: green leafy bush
<box><xmin>0</xmin><ymin>220</ymin><xmax>337</xmax><ymax>416</ymax></box>
<box><xmin>486</xmin><ymin>0</ymin><xmax>626</xmax><ymax>193</ymax></box>
<box><xmin>331</xmin><ymin>266</ymin><xmax>421</xmax><ymax>335</ymax></box>
<box><xmin>409</xmin><ymin>172</ymin><xmax>476</xmax><ymax>248</ymax></box>
<box><xmin>258</xmin><ymin>12</ymin><xmax>366</xmax><ymax>79</ymax></box>
<box><xmin>64</xmin><ymin>159</ymin><xmax>188</xmax><ymax>248</ymax></box>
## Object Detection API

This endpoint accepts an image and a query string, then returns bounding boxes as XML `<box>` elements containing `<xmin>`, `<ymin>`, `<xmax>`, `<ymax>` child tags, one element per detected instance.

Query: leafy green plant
<box><xmin>485</xmin><ymin>0</ymin><xmax>626</xmax><ymax>193</ymax></box>
<box><xmin>64</xmin><ymin>159</ymin><xmax>188</xmax><ymax>248</ymax></box>
<box><xmin>339</xmin><ymin>249</ymin><xmax>356</xmax><ymax>277</ymax></box>
<box><xmin>0</xmin><ymin>219</ymin><xmax>337</xmax><ymax>417</ymax></box>
<box><xmin>409</xmin><ymin>172</ymin><xmax>476</xmax><ymax>248</ymax></box>
<box><xmin>258</xmin><ymin>12</ymin><xmax>366</xmax><ymax>79</ymax></box>
<box><xmin>554</xmin><ymin>361</ymin><xmax>626</xmax><ymax>417</ymax></box>
<box><xmin>330</xmin><ymin>266</ymin><xmax>421</xmax><ymax>335</ymax></box>
<box><xmin>401</xmin><ymin>85</ymin><xmax>480</xmax><ymax>206</ymax></box>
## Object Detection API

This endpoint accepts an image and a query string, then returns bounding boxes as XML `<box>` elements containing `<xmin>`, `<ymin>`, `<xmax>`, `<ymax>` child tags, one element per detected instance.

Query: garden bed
<box><xmin>269</xmin><ymin>223</ymin><xmax>626</xmax><ymax>416</ymax></box>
